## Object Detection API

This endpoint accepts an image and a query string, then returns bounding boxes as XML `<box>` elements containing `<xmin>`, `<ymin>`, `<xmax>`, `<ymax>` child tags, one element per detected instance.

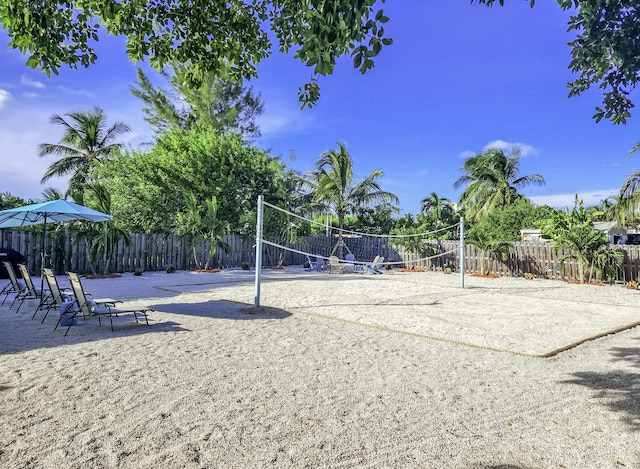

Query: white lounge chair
<box><xmin>363</xmin><ymin>255</ymin><xmax>385</xmax><ymax>275</ymax></box>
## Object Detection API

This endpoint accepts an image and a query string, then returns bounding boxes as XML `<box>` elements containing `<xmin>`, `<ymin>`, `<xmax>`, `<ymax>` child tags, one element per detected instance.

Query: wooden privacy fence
<box><xmin>2</xmin><ymin>230</ymin><xmax>640</xmax><ymax>282</ymax></box>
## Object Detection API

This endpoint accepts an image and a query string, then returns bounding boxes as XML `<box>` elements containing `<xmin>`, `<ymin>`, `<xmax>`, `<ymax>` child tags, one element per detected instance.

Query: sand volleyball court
<box><xmin>1</xmin><ymin>269</ymin><xmax>639</xmax><ymax>468</ymax></box>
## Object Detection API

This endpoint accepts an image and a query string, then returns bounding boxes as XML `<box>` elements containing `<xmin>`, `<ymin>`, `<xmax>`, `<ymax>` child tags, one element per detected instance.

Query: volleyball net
<box><xmin>256</xmin><ymin>198</ymin><xmax>462</xmax><ymax>271</ymax></box>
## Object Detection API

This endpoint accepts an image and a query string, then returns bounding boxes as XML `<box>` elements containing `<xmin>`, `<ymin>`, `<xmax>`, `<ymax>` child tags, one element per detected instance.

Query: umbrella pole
<box><xmin>40</xmin><ymin>215</ymin><xmax>46</xmax><ymax>298</ymax></box>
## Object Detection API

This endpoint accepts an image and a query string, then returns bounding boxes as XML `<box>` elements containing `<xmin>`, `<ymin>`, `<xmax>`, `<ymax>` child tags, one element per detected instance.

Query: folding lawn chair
<box><xmin>1</xmin><ymin>261</ymin><xmax>25</xmax><ymax>307</ymax></box>
<box><xmin>363</xmin><ymin>255</ymin><xmax>385</xmax><ymax>275</ymax></box>
<box><xmin>328</xmin><ymin>255</ymin><xmax>345</xmax><ymax>274</ymax></box>
<box><xmin>12</xmin><ymin>264</ymin><xmax>45</xmax><ymax>313</ymax></box>
<box><xmin>33</xmin><ymin>268</ymin><xmax>74</xmax><ymax>322</ymax></box>
<box><xmin>55</xmin><ymin>272</ymin><xmax>152</xmax><ymax>336</ymax></box>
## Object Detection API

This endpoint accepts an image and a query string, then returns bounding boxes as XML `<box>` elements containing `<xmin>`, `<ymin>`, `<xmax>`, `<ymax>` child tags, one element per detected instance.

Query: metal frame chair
<box><xmin>1</xmin><ymin>261</ymin><xmax>25</xmax><ymax>306</ymax></box>
<box><xmin>12</xmin><ymin>264</ymin><xmax>44</xmax><ymax>313</ymax></box>
<box><xmin>55</xmin><ymin>272</ymin><xmax>152</xmax><ymax>336</ymax></box>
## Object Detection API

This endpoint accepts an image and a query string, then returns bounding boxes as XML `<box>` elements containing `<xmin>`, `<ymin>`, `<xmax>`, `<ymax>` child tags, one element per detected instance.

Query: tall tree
<box><xmin>38</xmin><ymin>107</ymin><xmax>130</xmax><ymax>195</ymax></box>
<box><xmin>454</xmin><ymin>147</ymin><xmax>545</xmax><ymax>221</ymax></box>
<box><xmin>613</xmin><ymin>170</ymin><xmax>640</xmax><ymax>226</ymax></box>
<box><xmin>130</xmin><ymin>65</ymin><xmax>264</xmax><ymax>139</ymax></box>
<box><xmin>420</xmin><ymin>192</ymin><xmax>457</xmax><ymax>230</ymax></box>
<box><xmin>299</xmin><ymin>142</ymin><xmax>399</xmax><ymax>234</ymax></box>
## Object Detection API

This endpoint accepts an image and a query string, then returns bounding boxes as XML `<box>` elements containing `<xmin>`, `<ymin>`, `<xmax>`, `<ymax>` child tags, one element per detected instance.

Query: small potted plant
<box><xmin>134</xmin><ymin>268</ymin><xmax>143</xmax><ymax>276</ymax></box>
<box><xmin>241</xmin><ymin>261</ymin><xmax>250</xmax><ymax>270</ymax></box>
<box><xmin>166</xmin><ymin>264</ymin><xmax>176</xmax><ymax>273</ymax></box>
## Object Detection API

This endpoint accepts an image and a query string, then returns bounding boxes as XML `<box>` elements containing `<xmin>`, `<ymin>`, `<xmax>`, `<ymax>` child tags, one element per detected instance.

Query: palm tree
<box><xmin>615</xmin><ymin>170</ymin><xmax>640</xmax><ymax>226</ymax></box>
<box><xmin>454</xmin><ymin>147</ymin><xmax>545</xmax><ymax>221</ymax></box>
<box><xmin>421</xmin><ymin>192</ymin><xmax>452</xmax><ymax>220</ymax></box>
<box><xmin>38</xmin><ymin>107</ymin><xmax>130</xmax><ymax>195</ymax></box>
<box><xmin>299</xmin><ymin>142</ymin><xmax>399</xmax><ymax>255</ymax></box>
<box><xmin>420</xmin><ymin>191</ymin><xmax>457</xmax><ymax>235</ymax></box>
<box><xmin>465</xmin><ymin>227</ymin><xmax>512</xmax><ymax>275</ymax></box>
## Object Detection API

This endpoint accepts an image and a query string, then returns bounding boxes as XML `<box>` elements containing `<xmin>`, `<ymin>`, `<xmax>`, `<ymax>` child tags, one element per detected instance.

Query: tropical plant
<box><xmin>299</xmin><ymin>142</ymin><xmax>399</xmax><ymax>232</ymax></box>
<box><xmin>419</xmin><ymin>192</ymin><xmax>458</xmax><ymax>238</ymax></box>
<box><xmin>84</xmin><ymin>183</ymin><xmax>132</xmax><ymax>275</ymax></box>
<box><xmin>176</xmin><ymin>192</ymin><xmax>230</xmax><ymax>270</ymax></box>
<box><xmin>469</xmin><ymin>197</ymin><xmax>554</xmax><ymax>242</ymax></box>
<box><xmin>589</xmin><ymin>247</ymin><xmax>624</xmax><ymax>284</ymax></box>
<box><xmin>538</xmin><ymin>198</ymin><xmax>614</xmax><ymax>283</ymax></box>
<box><xmin>38</xmin><ymin>107</ymin><xmax>130</xmax><ymax>195</ymax></box>
<box><xmin>454</xmin><ymin>147</ymin><xmax>545</xmax><ymax>221</ymax></box>
<box><xmin>465</xmin><ymin>227</ymin><xmax>512</xmax><ymax>275</ymax></box>
<box><xmin>390</xmin><ymin>226</ymin><xmax>437</xmax><ymax>260</ymax></box>
<box><xmin>614</xmin><ymin>170</ymin><xmax>640</xmax><ymax>227</ymax></box>
<box><xmin>0</xmin><ymin>192</ymin><xmax>30</xmax><ymax>210</ymax></box>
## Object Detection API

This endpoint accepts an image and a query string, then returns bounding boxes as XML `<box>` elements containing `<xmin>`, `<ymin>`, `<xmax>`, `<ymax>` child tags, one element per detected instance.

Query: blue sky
<box><xmin>1</xmin><ymin>2</ymin><xmax>640</xmax><ymax>215</ymax></box>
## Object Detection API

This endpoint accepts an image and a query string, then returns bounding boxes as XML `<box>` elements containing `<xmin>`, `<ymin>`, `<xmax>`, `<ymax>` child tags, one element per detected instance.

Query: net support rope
<box><xmin>262</xmin><ymin>200</ymin><xmax>460</xmax><ymax>239</ymax></box>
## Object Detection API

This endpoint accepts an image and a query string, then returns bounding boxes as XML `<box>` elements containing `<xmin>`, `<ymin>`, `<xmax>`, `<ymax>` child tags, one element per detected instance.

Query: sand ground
<box><xmin>1</xmin><ymin>268</ymin><xmax>639</xmax><ymax>468</ymax></box>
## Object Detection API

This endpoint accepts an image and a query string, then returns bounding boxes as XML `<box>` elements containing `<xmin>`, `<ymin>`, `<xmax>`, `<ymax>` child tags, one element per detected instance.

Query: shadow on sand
<box><xmin>0</xmin><ymin>298</ymin><xmax>292</xmax><ymax>356</ymax></box>
<box><xmin>148</xmin><ymin>299</ymin><xmax>292</xmax><ymax>321</ymax></box>
<box><xmin>562</xmin><ymin>336</ymin><xmax>640</xmax><ymax>431</ymax></box>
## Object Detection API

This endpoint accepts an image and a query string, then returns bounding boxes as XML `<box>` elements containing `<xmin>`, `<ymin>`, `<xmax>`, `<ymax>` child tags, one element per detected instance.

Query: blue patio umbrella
<box><xmin>0</xmin><ymin>200</ymin><xmax>112</xmax><ymax>294</ymax></box>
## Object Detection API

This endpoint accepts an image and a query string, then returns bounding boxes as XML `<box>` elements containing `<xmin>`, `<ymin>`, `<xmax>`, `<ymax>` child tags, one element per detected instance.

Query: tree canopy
<box><xmin>0</xmin><ymin>0</ymin><xmax>391</xmax><ymax>108</ymax></box>
<box><xmin>97</xmin><ymin>128</ymin><xmax>291</xmax><ymax>234</ymax></box>
<box><xmin>2</xmin><ymin>1</ymin><xmax>640</xmax><ymax>119</ymax></box>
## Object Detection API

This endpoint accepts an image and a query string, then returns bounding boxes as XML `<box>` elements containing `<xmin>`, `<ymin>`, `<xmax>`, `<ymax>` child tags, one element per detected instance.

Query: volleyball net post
<box><xmin>254</xmin><ymin>195</ymin><xmax>264</xmax><ymax>307</ymax></box>
<box><xmin>459</xmin><ymin>216</ymin><xmax>465</xmax><ymax>289</ymax></box>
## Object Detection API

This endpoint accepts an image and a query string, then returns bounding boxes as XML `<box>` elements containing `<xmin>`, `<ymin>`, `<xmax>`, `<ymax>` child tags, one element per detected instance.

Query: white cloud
<box><xmin>529</xmin><ymin>189</ymin><xmax>618</xmax><ymax>209</ymax></box>
<box><xmin>20</xmin><ymin>74</ymin><xmax>45</xmax><ymax>89</ymax></box>
<box><xmin>0</xmin><ymin>89</ymin><xmax>11</xmax><ymax>109</ymax></box>
<box><xmin>483</xmin><ymin>139</ymin><xmax>538</xmax><ymax>156</ymax></box>
<box><xmin>458</xmin><ymin>150</ymin><xmax>475</xmax><ymax>159</ymax></box>
<box><xmin>56</xmin><ymin>85</ymin><xmax>96</xmax><ymax>98</ymax></box>
<box><xmin>256</xmin><ymin>105</ymin><xmax>313</xmax><ymax>136</ymax></box>
<box><xmin>22</xmin><ymin>92</ymin><xmax>39</xmax><ymax>99</ymax></box>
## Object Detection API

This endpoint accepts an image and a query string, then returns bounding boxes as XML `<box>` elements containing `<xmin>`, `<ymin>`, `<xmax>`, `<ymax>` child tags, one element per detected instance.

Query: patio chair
<box><xmin>33</xmin><ymin>268</ymin><xmax>74</xmax><ymax>322</ymax></box>
<box><xmin>12</xmin><ymin>264</ymin><xmax>45</xmax><ymax>313</ymax></box>
<box><xmin>306</xmin><ymin>255</ymin><xmax>326</xmax><ymax>272</ymax></box>
<box><xmin>363</xmin><ymin>255</ymin><xmax>385</xmax><ymax>275</ymax></box>
<box><xmin>328</xmin><ymin>255</ymin><xmax>345</xmax><ymax>274</ymax></box>
<box><xmin>55</xmin><ymin>271</ymin><xmax>151</xmax><ymax>336</ymax></box>
<box><xmin>343</xmin><ymin>253</ymin><xmax>357</xmax><ymax>274</ymax></box>
<box><xmin>1</xmin><ymin>261</ymin><xmax>25</xmax><ymax>306</ymax></box>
